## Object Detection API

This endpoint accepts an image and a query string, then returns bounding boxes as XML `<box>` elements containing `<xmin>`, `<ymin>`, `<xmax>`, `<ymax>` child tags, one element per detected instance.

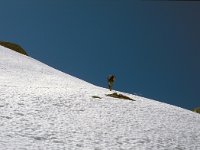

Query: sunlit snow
<box><xmin>0</xmin><ymin>46</ymin><xmax>200</xmax><ymax>150</ymax></box>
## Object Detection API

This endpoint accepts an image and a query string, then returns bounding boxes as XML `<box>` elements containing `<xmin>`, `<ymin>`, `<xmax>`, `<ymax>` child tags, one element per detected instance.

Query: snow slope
<box><xmin>0</xmin><ymin>46</ymin><xmax>200</xmax><ymax>150</ymax></box>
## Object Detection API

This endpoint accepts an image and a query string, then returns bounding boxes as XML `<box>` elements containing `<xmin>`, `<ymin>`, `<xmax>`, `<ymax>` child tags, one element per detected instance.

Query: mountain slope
<box><xmin>0</xmin><ymin>46</ymin><xmax>200</xmax><ymax>150</ymax></box>
<box><xmin>193</xmin><ymin>107</ymin><xmax>200</xmax><ymax>114</ymax></box>
<box><xmin>0</xmin><ymin>41</ymin><xmax>28</xmax><ymax>56</ymax></box>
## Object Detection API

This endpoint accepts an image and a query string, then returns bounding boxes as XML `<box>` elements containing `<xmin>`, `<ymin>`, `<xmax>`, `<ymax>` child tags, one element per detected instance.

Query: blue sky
<box><xmin>0</xmin><ymin>0</ymin><xmax>200</xmax><ymax>110</ymax></box>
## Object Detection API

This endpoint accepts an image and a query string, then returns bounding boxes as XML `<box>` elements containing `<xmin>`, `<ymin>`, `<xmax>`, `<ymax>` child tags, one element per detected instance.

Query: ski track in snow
<box><xmin>0</xmin><ymin>46</ymin><xmax>200</xmax><ymax>150</ymax></box>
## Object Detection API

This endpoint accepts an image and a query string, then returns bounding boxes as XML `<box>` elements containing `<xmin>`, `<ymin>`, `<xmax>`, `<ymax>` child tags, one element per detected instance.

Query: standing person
<box><xmin>107</xmin><ymin>75</ymin><xmax>115</xmax><ymax>91</ymax></box>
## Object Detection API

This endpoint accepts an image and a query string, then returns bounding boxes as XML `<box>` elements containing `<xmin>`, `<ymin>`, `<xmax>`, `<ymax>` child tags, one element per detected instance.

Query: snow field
<box><xmin>0</xmin><ymin>46</ymin><xmax>200</xmax><ymax>149</ymax></box>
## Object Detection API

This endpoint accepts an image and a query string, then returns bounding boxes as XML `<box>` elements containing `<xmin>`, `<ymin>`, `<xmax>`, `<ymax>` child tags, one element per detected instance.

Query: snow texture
<box><xmin>0</xmin><ymin>46</ymin><xmax>200</xmax><ymax>150</ymax></box>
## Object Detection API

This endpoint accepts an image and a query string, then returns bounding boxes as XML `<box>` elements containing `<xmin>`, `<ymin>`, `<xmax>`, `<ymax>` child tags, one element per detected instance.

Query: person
<box><xmin>107</xmin><ymin>75</ymin><xmax>115</xmax><ymax>91</ymax></box>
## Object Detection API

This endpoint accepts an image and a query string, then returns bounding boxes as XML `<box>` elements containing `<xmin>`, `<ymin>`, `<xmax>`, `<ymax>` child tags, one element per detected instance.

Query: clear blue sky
<box><xmin>0</xmin><ymin>0</ymin><xmax>200</xmax><ymax>110</ymax></box>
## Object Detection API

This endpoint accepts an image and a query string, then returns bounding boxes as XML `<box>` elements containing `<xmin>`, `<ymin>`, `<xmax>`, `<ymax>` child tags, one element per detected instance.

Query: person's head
<box><xmin>108</xmin><ymin>75</ymin><xmax>115</xmax><ymax>82</ymax></box>
<box><xmin>112</xmin><ymin>75</ymin><xmax>115</xmax><ymax>79</ymax></box>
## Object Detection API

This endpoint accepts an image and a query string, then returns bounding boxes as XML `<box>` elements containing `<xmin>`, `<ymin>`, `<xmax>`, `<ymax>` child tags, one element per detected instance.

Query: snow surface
<box><xmin>0</xmin><ymin>45</ymin><xmax>200</xmax><ymax>150</ymax></box>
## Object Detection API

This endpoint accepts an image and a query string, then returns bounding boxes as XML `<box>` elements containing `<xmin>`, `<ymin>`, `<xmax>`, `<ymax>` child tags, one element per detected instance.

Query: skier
<box><xmin>107</xmin><ymin>75</ymin><xmax>115</xmax><ymax>91</ymax></box>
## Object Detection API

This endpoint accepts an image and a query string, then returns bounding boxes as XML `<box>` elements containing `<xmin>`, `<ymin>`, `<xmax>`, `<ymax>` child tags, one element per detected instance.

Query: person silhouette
<box><xmin>107</xmin><ymin>75</ymin><xmax>115</xmax><ymax>91</ymax></box>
